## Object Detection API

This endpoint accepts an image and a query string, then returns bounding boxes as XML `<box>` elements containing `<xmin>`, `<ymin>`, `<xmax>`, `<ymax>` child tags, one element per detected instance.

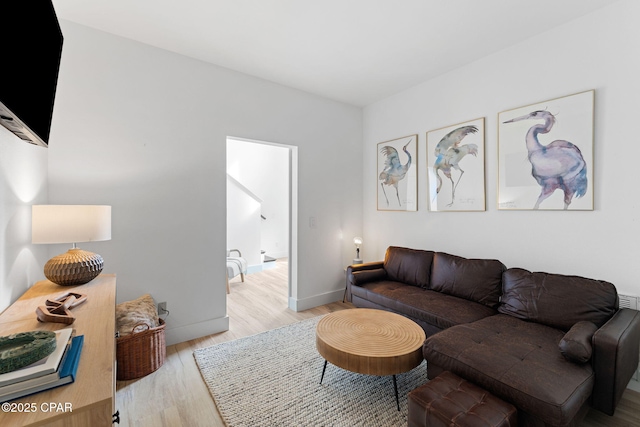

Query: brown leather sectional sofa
<box><xmin>346</xmin><ymin>246</ymin><xmax>640</xmax><ymax>427</ymax></box>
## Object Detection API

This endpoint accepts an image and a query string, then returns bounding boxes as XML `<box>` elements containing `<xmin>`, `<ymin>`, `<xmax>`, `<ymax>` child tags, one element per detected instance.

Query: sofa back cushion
<box><xmin>383</xmin><ymin>246</ymin><xmax>434</xmax><ymax>288</ymax></box>
<box><xmin>430</xmin><ymin>252</ymin><xmax>506</xmax><ymax>308</ymax></box>
<box><xmin>499</xmin><ymin>268</ymin><xmax>618</xmax><ymax>331</ymax></box>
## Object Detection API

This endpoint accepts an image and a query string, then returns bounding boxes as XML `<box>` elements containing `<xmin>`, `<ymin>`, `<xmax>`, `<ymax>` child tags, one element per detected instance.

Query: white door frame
<box><xmin>226</xmin><ymin>136</ymin><xmax>297</xmax><ymax>306</ymax></box>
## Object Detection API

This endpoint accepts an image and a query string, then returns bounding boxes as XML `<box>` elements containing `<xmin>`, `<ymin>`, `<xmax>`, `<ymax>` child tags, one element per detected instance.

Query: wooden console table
<box><xmin>0</xmin><ymin>274</ymin><xmax>117</xmax><ymax>427</ymax></box>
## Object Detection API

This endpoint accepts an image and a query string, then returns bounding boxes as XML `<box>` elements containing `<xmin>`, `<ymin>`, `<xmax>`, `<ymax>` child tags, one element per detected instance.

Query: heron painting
<box><xmin>427</xmin><ymin>118</ymin><xmax>486</xmax><ymax>211</ymax></box>
<box><xmin>377</xmin><ymin>134</ymin><xmax>418</xmax><ymax>211</ymax></box>
<box><xmin>498</xmin><ymin>90</ymin><xmax>594</xmax><ymax>210</ymax></box>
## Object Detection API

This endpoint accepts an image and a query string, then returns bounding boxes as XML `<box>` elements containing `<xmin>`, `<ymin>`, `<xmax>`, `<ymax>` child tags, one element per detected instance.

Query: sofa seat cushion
<box><xmin>350</xmin><ymin>280</ymin><xmax>497</xmax><ymax>331</ymax></box>
<box><xmin>423</xmin><ymin>314</ymin><xmax>594</xmax><ymax>426</ymax></box>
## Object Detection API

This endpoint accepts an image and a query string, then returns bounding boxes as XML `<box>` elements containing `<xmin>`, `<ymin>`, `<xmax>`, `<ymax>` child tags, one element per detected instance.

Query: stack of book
<box><xmin>0</xmin><ymin>328</ymin><xmax>84</xmax><ymax>402</ymax></box>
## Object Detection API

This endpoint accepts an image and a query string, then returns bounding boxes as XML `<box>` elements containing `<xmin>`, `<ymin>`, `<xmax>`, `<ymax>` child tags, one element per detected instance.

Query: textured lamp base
<box><xmin>44</xmin><ymin>248</ymin><xmax>104</xmax><ymax>286</ymax></box>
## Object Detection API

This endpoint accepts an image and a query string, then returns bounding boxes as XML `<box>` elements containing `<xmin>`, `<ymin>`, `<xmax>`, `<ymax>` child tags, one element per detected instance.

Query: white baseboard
<box><xmin>264</xmin><ymin>251</ymin><xmax>288</xmax><ymax>259</ymax></box>
<box><xmin>164</xmin><ymin>315</ymin><xmax>229</xmax><ymax>346</ymax></box>
<box><xmin>246</xmin><ymin>262</ymin><xmax>279</xmax><ymax>274</ymax></box>
<box><xmin>628</xmin><ymin>378</ymin><xmax>640</xmax><ymax>393</ymax></box>
<box><xmin>288</xmin><ymin>289</ymin><xmax>344</xmax><ymax>312</ymax></box>
<box><xmin>246</xmin><ymin>264</ymin><xmax>264</xmax><ymax>274</ymax></box>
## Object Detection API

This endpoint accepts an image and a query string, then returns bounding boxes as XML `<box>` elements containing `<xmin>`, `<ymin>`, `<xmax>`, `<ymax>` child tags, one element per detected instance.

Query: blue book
<box><xmin>1</xmin><ymin>335</ymin><xmax>84</xmax><ymax>402</ymax></box>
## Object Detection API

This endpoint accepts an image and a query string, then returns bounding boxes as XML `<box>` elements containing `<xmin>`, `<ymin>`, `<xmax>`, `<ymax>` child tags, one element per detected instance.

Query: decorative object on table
<box><xmin>194</xmin><ymin>316</ymin><xmax>428</xmax><ymax>427</ymax></box>
<box><xmin>115</xmin><ymin>294</ymin><xmax>165</xmax><ymax>380</ymax></box>
<box><xmin>36</xmin><ymin>304</ymin><xmax>74</xmax><ymax>324</ymax></box>
<box><xmin>352</xmin><ymin>237</ymin><xmax>363</xmax><ymax>264</ymax></box>
<box><xmin>0</xmin><ymin>329</ymin><xmax>73</xmax><ymax>387</ymax></box>
<box><xmin>46</xmin><ymin>292</ymin><xmax>88</xmax><ymax>309</ymax></box>
<box><xmin>498</xmin><ymin>90</ymin><xmax>594</xmax><ymax>210</ymax></box>
<box><xmin>0</xmin><ymin>331</ymin><xmax>57</xmax><ymax>374</ymax></box>
<box><xmin>427</xmin><ymin>117</ymin><xmax>485</xmax><ymax>211</ymax></box>
<box><xmin>1</xmin><ymin>335</ymin><xmax>84</xmax><ymax>403</ymax></box>
<box><xmin>35</xmin><ymin>292</ymin><xmax>88</xmax><ymax>324</ymax></box>
<box><xmin>32</xmin><ymin>205</ymin><xmax>112</xmax><ymax>286</ymax></box>
<box><xmin>377</xmin><ymin>134</ymin><xmax>418</xmax><ymax>211</ymax></box>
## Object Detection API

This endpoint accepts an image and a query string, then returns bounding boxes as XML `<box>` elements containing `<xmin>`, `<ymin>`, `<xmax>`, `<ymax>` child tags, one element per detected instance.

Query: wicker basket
<box><xmin>116</xmin><ymin>318</ymin><xmax>166</xmax><ymax>380</ymax></box>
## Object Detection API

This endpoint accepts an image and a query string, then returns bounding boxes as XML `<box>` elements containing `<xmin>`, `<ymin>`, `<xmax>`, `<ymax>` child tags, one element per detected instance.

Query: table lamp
<box><xmin>32</xmin><ymin>205</ymin><xmax>111</xmax><ymax>286</ymax></box>
<box><xmin>353</xmin><ymin>237</ymin><xmax>363</xmax><ymax>265</ymax></box>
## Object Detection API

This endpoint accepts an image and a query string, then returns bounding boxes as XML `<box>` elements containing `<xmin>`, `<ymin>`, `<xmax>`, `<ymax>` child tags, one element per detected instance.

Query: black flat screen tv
<box><xmin>0</xmin><ymin>1</ymin><xmax>63</xmax><ymax>147</ymax></box>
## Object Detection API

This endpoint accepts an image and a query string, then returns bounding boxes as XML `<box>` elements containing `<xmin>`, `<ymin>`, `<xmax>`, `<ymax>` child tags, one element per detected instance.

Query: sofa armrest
<box><xmin>347</xmin><ymin>261</ymin><xmax>384</xmax><ymax>276</ymax></box>
<box><xmin>345</xmin><ymin>262</ymin><xmax>384</xmax><ymax>302</ymax></box>
<box><xmin>591</xmin><ymin>308</ymin><xmax>640</xmax><ymax>415</ymax></box>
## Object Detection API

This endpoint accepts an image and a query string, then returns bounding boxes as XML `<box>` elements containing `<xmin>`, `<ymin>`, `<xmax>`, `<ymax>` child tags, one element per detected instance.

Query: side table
<box><xmin>342</xmin><ymin>260</ymin><xmax>364</xmax><ymax>303</ymax></box>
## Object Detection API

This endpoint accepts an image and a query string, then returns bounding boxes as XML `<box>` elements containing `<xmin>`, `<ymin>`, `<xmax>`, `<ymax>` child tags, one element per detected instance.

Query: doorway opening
<box><xmin>226</xmin><ymin>136</ymin><xmax>298</xmax><ymax>313</ymax></box>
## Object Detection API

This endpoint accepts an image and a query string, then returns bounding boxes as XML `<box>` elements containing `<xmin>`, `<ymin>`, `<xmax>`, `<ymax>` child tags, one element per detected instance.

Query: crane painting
<box><xmin>377</xmin><ymin>134</ymin><xmax>417</xmax><ymax>211</ymax></box>
<box><xmin>503</xmin><ymin>110</ymin><xmax>587</xmax><ymax>209</ymax></box>
<box><xmin>427</xmin><ymin>118</ymin><xmax>486</xmax><ymax>211</ymax></box>
<box><xmin>498</xmin><ymin>90</ymin><xmax>594</xmax><ymax>210</ymax></box>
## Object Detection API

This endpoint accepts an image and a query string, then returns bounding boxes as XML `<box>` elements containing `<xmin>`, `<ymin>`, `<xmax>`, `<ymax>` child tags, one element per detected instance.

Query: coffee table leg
<box><xmin>320</xmin><ymin>360</ymin><xmax>328</xmax><ymax>384</ymax></box>
<box><xmin>319</xmin><ymin>361</ymin><xmax>400</xmax><ymax>410</ymax></box>
<box><xmin>393</xmin><ymin>375</ymin><xmax>399</xmax><ymax>411</ymax></box>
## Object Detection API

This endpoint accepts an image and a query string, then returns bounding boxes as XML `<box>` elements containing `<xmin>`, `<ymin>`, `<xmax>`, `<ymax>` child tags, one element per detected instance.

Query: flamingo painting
<box><xmin>378</xmin><ymin>135</ymin><xmax>417</xmax><ymax>210</ymax></box>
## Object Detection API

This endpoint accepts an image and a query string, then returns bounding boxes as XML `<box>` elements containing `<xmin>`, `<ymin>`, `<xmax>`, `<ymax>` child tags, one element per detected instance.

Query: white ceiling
<box><xmin>52</xmin><ymin>0</ymin><xmax>619</xmax><ymax>107</ymax></box>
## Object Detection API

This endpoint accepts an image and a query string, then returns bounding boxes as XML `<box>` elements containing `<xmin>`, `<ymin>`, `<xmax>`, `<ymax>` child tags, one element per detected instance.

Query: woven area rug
<box><xmin>194</xmin><ymin>315</ymin><xmax>428</xmax><ymax>427</ymax></box>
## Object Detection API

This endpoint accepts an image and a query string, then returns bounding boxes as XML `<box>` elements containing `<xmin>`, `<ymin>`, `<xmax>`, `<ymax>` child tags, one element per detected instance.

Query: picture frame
<box><xmin>498</xmin><ymin>90</ymin><xmax>594</xmax><ymax>210</ymax></box>
<box><xmin>377</xmin><ymin>134</ymin><xmax>418</xmax><ymax>211</ymax></box>
<box><xmin>426</xmin><ymin>118</ymin><xmax>485</xmax><ymax>211</ymax></box>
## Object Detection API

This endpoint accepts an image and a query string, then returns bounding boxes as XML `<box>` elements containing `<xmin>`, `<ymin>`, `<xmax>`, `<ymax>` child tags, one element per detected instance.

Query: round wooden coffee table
<box><xmin>316</xmin><ymin>308</ymin><xmax>426</xmax><ymax>410</ymax></box>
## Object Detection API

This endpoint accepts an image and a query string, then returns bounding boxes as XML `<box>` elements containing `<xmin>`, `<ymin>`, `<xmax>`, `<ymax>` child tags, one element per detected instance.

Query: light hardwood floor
<box><xmin>116</xmin><ymin>259</ymin><xmax>640</xmax><ymax>426</ymax></box>
<box><xmin>115</xmin><ymin>259</ymin><xmax>351</xmax><ymax>426</ymax></box>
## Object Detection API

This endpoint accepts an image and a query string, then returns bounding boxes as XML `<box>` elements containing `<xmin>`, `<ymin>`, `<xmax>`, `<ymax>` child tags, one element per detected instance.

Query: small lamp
<box><xmin>32</xmin><ymin>205</ymin><xmax>111</xmax><ymax>286</ymax></box>
<box><xmin>353</xmin><ymin>237</ymin><xmax>363</xmax><ymax>265</ymax></box>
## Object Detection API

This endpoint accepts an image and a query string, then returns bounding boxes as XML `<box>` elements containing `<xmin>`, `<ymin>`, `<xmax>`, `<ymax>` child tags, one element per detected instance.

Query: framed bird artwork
<box><xmin>498</xmin><ymin>90</ymin><xmax>594</xmax><ymax>210</ymax></box>
<box><xmin>426</xmin><ymin>118</ymin><xmax>486</xmax><ymax>212</ymax></box>
<box><xmin>377</xmin><ymin>134</ymin><xmax>418</xmax><ymax>211</ymax></box>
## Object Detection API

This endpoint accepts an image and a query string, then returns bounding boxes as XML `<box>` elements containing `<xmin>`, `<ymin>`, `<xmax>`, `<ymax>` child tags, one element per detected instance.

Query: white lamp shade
<box><xmin>32</xmin><ymin>205</ymin><xmax>112</xmax><ymax>244</ymax></box>
<box><xmin>353</xmin><ymin>237</ymin><xmax>363</xmax><ymax>246</ymax></box>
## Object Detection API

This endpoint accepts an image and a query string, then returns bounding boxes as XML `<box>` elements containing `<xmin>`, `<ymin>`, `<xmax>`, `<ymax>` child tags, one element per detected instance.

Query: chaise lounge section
<box><xmin>346</xmin><ymin>246</ymin><xmax>640</xmax><ymax>427</ymax></box>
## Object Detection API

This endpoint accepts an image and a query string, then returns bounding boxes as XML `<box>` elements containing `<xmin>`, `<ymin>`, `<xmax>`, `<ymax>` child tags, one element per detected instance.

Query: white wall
<box><xmin>227</xmin><ymin>175</ymin><xmax>262</xmax><ymax>267</ymax></box>
<box><xmin>48</xmin><ymin>21</ymin><xmax>363</xmax><ymax>345</ymax></box>
<box><xmin>227</xmin><ymin>138</ymin><xmax>289</xmax><ymax>260</ymax></box>
<box><xmin>0</xmin><ymin>127</ymin><xmax>49</xmax><ymax>311</ymax></box>
<box><xmin>363</xmin><ymin>0</ymin><xmax>640</xmax><ymax>297</ymax></box>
